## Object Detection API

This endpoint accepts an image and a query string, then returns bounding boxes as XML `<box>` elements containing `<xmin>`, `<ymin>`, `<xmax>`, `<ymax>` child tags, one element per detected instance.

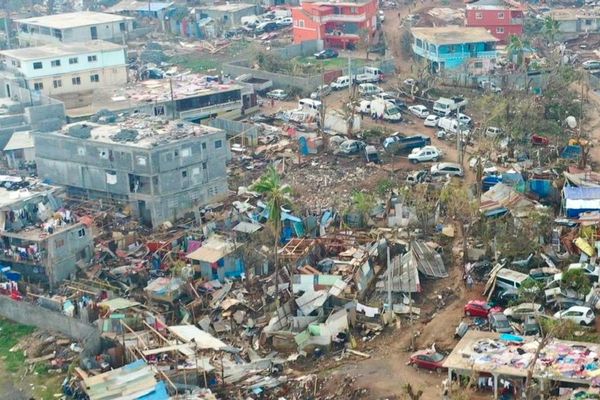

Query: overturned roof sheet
<box><xmin>232</xmin><ymin>221</ymin><xmax>263</xmax><ymax>234</ymax></box>
<box><xmin>480</xmin><ymin>183</ymin><xmax>535</xmax><ymax>214</ymax></box>
<box><xmin>295</xmin><ymin>290</ymin><xmax>329</xmax><ymax>316</ymax></box>
<box><xmin>99</xmin><ymin>297</ymin><xmax>140</xmax><ymax>311</ymax></box>
<box><xmin>168</xmin><ymin>325</ymin><xmax>228</xmax><ymax>350</ymax></box>
<box><xmin>412</xmin><ymin>241</ymin><xmax>447</xmax><ymax>278</ymax></box>
<box><xmin>82</xmin><ymin>359</ymin><xmax>164</xmax><ymax>400</ymax></box>
<box><xmin>377</xmin><ymin>252</ymin><xmax>422</xmax><ymax>293</ymax></box>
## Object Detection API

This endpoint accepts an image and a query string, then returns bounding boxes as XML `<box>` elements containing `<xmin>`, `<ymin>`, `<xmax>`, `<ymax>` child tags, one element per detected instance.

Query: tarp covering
<box><xmin>563</xmin><ymin>187</ymin><xmax>600</xmax><ymax>218</ymax></box>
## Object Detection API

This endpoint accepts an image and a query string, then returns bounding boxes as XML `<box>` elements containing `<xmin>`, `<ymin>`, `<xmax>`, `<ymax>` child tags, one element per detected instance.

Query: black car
<box><xmin>314</xmin><ymin>49</ymin><xmax>339</xmax><ymax>59</ymax></box>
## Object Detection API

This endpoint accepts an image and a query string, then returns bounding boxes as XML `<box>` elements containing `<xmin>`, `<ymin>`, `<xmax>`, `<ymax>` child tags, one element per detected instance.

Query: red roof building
<box><xmin>465</xmin><ymin>0</ymin><xmax>524</xmax><ymax>43</ymax></box>
<box><xmin>291</xmin><ymin>0</ymin><xmax>378</xmax><ymax>48</ymax></box>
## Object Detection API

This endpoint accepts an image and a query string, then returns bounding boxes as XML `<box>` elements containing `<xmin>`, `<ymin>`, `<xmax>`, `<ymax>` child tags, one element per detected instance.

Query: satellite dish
<box><xmin>566</xmin><ymin>116</ymin><xmax>577</xmax><ymax>129</ymax></box>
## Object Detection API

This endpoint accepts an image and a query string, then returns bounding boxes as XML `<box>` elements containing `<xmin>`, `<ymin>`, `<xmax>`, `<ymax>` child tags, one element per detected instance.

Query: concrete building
<box><xmin>199</xmin><ymin>4</ymin><xmax>258</xmax><ymax>27</ymax></box>
<box><xmin>107</xmin><ymin>0</ymin><xmax>176</xmax><ymax>31</ymax></box>
<box><xmin>411</xmin><ymin>26</ymin><xmax>498</xmax><ymax>74</ymax></box>
<box><xmin>548</xmin><ymin>8</ymin><xmax>600</xmax><ymax>34</ymax></box>
<box><xmin>0</xmin><ymin>40</ymin><xmax>127</xmax><ymax>98</ymax></box>
<box><xmin>63</xmin><ymin>73</ymin><xmax>247</xmax><ymax>122</ymax></box>
<box><xmin>0</xmin><ymin>182</ymin><xmax>94</xmax><ymax>285</ymax></box>
<box><xmin>292</xmin><ymin>0</ymin><xmax>378</xmax><ymax>48</ymax></box>
<box><xmin>0</xmin><ymin>84</ymin><xmax>65</xmax><ymax>151</ymax></box>
<box><xmin>34</xmin><ymin>115</ymin><xmax>229</xmax><ymax>227</ymax></box>
<box><xmin>3</xmin><ymin>131</ymin><xmax>35</xmax><ymax>169</ymax></box>
<box><xmin>15</xmin><ymin>11</ymin><xmax>134</xmax><ymax>46</ymax></box>
<box><xmin>465</xmin><ymin>0</ymin><xmax>524</xmax><ymax>43</ymax></box>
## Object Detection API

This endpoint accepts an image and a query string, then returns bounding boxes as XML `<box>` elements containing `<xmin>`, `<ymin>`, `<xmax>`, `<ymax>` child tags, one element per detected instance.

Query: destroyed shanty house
<box><xmin>0</xmin><ymin>182</ymin><xmax>94</xmax><ymax>284</ymax></box>
<box><xmin>186</xmin><ymin>235</ymin><xmax>244</xmax><ymax>282</ymax></box>
<box><xmin>34</xmin><ymin>115</ymin><xmax>228</xmax><ymax>228</ymax></box>
<box><xmin>479</xmin><ymin>182</ymin><xmax>538</xmax><ymax>218</ymax></box>
<box><xmin>63</xmin><ymin>73</ymin><xmax>251</xmax><ymax>122</ymax></box>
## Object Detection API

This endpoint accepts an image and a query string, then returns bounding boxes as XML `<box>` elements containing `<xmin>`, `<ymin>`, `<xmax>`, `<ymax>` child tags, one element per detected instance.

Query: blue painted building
<box><xmin>411</xmin><ymin>26</ymin><xmax>498</xmax><ymax>74</ymax></box>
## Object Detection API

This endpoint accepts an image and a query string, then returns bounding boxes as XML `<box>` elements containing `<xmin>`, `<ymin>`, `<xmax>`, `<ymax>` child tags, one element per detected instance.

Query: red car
<box><xmin>464</xmin><ymin>300</ymin><xmax>502</xmax><ymax>318</ymax></box>
<box><xmin>531</xmin><ymin>134</ymin><xmax>550</xmax><ymax>146</ymax></box>
<box><xmin>408</xmin><ymin>350</ymin><xmax>446</xmax><ymax>373</ymax></box>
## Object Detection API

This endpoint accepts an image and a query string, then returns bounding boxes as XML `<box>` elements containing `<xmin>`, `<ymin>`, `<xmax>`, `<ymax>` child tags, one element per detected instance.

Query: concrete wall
<box><xmin>205</xmin><ymin>117</ymin><xmax>259</xmax><ymax>144</ymax></box>
<box><xmin>0</xmin><ymin>295</ymin><xmax>100</xmax><ymax>357</ymax></box>
<box><xmin>46</xmin><ymin>224</ymin><xmax>94</xmax><ymax>284</ymax></box>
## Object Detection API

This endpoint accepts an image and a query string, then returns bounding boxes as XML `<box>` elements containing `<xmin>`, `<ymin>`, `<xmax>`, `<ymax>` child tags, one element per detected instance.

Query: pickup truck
<box><xmin>383</xmin><ymin>134</ymin><xmax>431</xmax><ymax>154</ymax></box>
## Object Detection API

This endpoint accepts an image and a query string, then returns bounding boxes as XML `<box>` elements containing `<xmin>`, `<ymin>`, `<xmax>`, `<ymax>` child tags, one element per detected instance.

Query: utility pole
<box><xmin>386</xmin><ymin>245</ymin><xmax>392</xmax><ymax>314</ymax></box>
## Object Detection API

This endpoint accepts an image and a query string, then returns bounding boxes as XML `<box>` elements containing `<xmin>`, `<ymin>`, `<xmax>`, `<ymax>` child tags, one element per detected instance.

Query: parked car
<box><xmin>364</xmin><ymin>145</ymin><xmax>381</xmax><ymax>164</ymax></box>
<box><xmin>485</xmin><ymin>126</ymin><xmax>502</xmax><ymax>138</ymax></box>
<box><xmin>491</xmin><ymin>289</ymin><xmax>519</xmax><ymax>308</ymax></box>
<box><xmin>408</xmin><ymin>349</ymin><xmax>446</xmax><ymax>373</ymax></box>
<box><xmin>373</xmin><ymin>92</ymin><xmax>406</xmax><ymax>108</ymax></box>
<box><xmin>554</xmin><ymin>306</ymin><xmax>596</xmax><ymax>325</ymax></box>
<box><xmin>330</xmin><ymin>75</ymin><xmax>351</xmax><ymax>90</ymax></box>
<box><xmin>430</xmin><ymin>162</ymin><xmax>464</xmax><ymax>177</ymax></box>
<box><xmin>314</xmin><ymin>49</ymin><xmax>339</xmax><ymax>59</ymax></box>
<box><xmin>336</xmin><ymin>139</ymin><xmax>366</xmax><ymax>156</ymax></box>
<box><xmin>276</xmin><ymin>17</ymin><xmax>293</xmax><ymax>26</ymax></box>
<box><xmin>463</xmin><ymin>300</ymin><xmax>502</xmax><ymax>318</ymax></box>
<box><xmin>488</xmin><ymin>312</ymin><xmax>513</xmax><ymax>333</ymax></box>
<box><xmin>583</xmin><ymin>60</ymin><xmax>600</xmax><ymax>70</ymax></box>
<box><xmin>310</xmin><ymin>84</ymin><xmax>331</xmax><ymax>100</ymax></box>
<box><xmin>266</xmin><ymin>89</ymin><xmax>288</xmax><ymax>100</ymax></box>
<box><xmin>478</xmin><ymin>80</ymin><xmax>501</xmax><ymax>93</ymax></box>
<box><xmin>384</xmin><ymin>134</ymin><xmax>431</xmax><ymax>154</ymax></box>
<box><xmin>567</xmin><ymin>263</ymin><xmax>600</xmax><ymax>280</ymax></box>
<box><xmin>408</xmin><ymin>145</ymin><xmax>442</xmax><ymax>164</ymax></box>
<box><xmin>424</xmin><ymin>115</ymin><xmax>440</xmax><ymax>127</ymax></box>
<box><xmin>551</xmin><ymin>297</ymin><xmax>584</xmax><ymax>311</ymax></box>
<box><xmin>458</xmin><ymin>113</ymin><xmax>472</xmax><ymax>125</ymax></box>
<box><xmin>403</xmin><ymin>78</ymin><xmax>417</xmax><ymax>86</ymax></box>
<box><xmin>503</xmin><ymin>303</ymin><xmax>544</xmax><ymax>321</ymax></box>
<box><xmin>255</xmin><ymin>21</ymin><xmax>278</xmax><ymax>33</ymax></box>
<box><xmin>408</xmin><ymin>105</ymin><xmax>429</xmax><ymax>119</ymax></box>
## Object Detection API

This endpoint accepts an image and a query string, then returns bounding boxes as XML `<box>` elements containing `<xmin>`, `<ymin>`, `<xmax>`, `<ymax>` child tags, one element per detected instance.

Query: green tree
<box><xmin>349</xmin><ymin>191</ymin><xmax>376</xmax><ymax>227</ymax></box>
<box><xmin>252</xmin><ymin>166</ymin><xmax>292</xmax><ymax>300</ymax></box>
<box><xmin>542</xmin><ymin>16</ymin><xmax>560</xmax><ymax>44</ymax></box>
<box><xmin>561</xmin><ymin>269</ymin><xmax>591</xmax><ymax>297</ymax></box>
<box><xmin>507</xmin><ymin>35</ymin><xmax>530</xmax><ymax>68</ymax></box>
<box><xmin>440</xmin><ymin>181</ymin><xmax>479</xmax><ymax>266</ymax></box>
<box><xmin>517</xmin><ymin>278</ymin><xmax>544</xmax><ymax>304</ymax></box>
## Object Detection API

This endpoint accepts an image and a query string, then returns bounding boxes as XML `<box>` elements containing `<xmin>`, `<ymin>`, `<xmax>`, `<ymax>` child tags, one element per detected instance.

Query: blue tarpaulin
<box><xmin>561</xmin><ymin>145</ymin><xmax>582</xmax><ymax>159</ymax></box>
<box><xmin>529</xmin><ymin>179</ymin><xmax>553</xmax><ymax>198</ymax></box>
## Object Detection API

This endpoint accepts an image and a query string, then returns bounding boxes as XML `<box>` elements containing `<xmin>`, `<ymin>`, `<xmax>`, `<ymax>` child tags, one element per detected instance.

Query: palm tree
<box><xmin>542</xmin><ymin>16</ymin><xmax>560</xmax><ymax>45</ymax></box>
<box><xmin>252</xmin><ymin>166</ymin><xmax>292</xmax><ymax>301</ymax></box>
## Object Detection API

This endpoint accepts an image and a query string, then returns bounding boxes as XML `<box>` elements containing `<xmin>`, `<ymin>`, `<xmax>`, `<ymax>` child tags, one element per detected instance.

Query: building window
<box><xmin>202</xmin><ymin>162</ymin><xmax>207</xmax><ymax>170</ymax></box>
<box><xmin>181</xmin><ymin>148</ymin><xmax>191</xmax><ymax>157</ymax></box>
<box><xmin>53</xmin><ymin>79</ymin><xmax>62</xmax><ymax>88</ymax></box>
<box><xmin>475</xmin><ymin>12</ymin><xmax>482</xmax><ymax>20</ymax></box>
<box><xmin>33</xmin><ymin>61</ymin><xmax>43</xmax><ymax>69</ymax></box>
<box><xmin>69</xmin><ymin>57</ymin><xmax>78</xmax><ymax>64</ymax></box>
<box><xmin>192</xmin><ymin>167</ymin><xmax>200</xmax><ymax>176</ymax></box>
<box><xmin>72</xmin><ymin>77</ymin><xmax>81</xmax><ymax>85</ymax></box>
<box><xmin>90</xmin><ymin>74</ymin><xmax>100</xmax><ymax>83</ymax></box>
<box><xmin>154</xmin><ymin>105</ymin><xmax>165</xmax><ymax>116</ymax></box>
<box><xmin>51</xmin><ymin>59</ymin><xmax>61</xmax><ymax>67</ymax></box>
<box><xmin>498</xmin><ymin>12</ymin><xmax>504</xmax><ymax>19</ymax></box>
<box><xmin>136</xmin><ymin>156</ymin><xmax>147</xmax><ymax>166</ymax></box>
<box><xmin>33</xmin><ymin>82</ymin><xmax>43</xmax><ymax>91</ymax></box>
<box><xmin>119</xmin><ymin>22</ymin><xmax>126</xmax><ymax>32</ymax></box>
<box><xmin>214</xmin><ymin>140</ymin><xmax>223</xmax><ymax>149</ymax></box>
<box><xmin>298</xmin><ymin>20</ymin><xmax>304</xmax><ymax>28</ymax></box>
<box><xmin>99</xmin><ymin>149</ymin><xmax>109</xmax><ymax>159</ymax></box>
<box><xmin>496</xmin><ymin>27</ymin><xmax>504</xmax><ymax>33</ymax></box>
<box><xmin>474</xmin><ymin>61</ymin><xmax>483</xmax><ymax>68</ymax></box>
<box><xmin>350</xmin><ymin>7</ymin><xmax>357</xmax><ymax>13</ymax></box>
<box><xmin>586</xmin><ymin>19</ymin><xmax>593</xmax><ymax>25</ymax></box>
<box><xmin>181</xmin><ymin>170</ymin><xmax>187</xmax><ymax>178</ymax></box>
<box><xmin>77</xmin><ymin>228</ymin><xmax>86</xmax><ymax>237</ymax></box>
<box><xmin>201</xmin><ymin>142</ymin><xmax>207</xmax><ymax>150</ymax></box>
<box><xmin>88</xmin><ymin>55</ymin><xmax>97</xmax><ymax>62</ymax></box>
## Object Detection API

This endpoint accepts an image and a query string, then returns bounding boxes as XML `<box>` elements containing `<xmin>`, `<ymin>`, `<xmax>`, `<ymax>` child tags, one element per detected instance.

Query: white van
<box><xmin>495</xmin><ymin>269</ymin><xmax>529</xmax><ymax>292</ymax></box>
<box><xmin>358</xmin><ymin>83</ymin><xmax>382</xmax><ymax>96</ymax></box>
<box><xmin>331</xmin><ymin>75</ymin><xmax>351</xmax><ymax>90</ymax></box>
<box><xmin>298</xmin><ymin>98</ymin><xmax>322</xmax><ymax>113</ymax></box>
<box><xmin>438</xmin><ymin>117</ymin><xmax>470</xmax><ymax>135</ymax></box>
<box><xmin>363</xmin><ymin>66</ymin><xmax>384</xmax><ymax>81</ymax></box>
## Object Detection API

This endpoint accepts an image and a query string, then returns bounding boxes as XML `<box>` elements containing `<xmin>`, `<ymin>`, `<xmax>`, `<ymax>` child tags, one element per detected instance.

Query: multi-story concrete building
<box><xmin>64</xmin><ymin>73</ymin><xmax>247</xmax><ymax>122</ymax></box>
<box><xmin>0</xmin><ymin>40</ymin><xmax>127</xmax><ymax>97</ymax></box>
<box><xmin>292</xmin><ymin>0</ymin><xmax>378</xmax><ymax>48</ymax></box>
<box><xmin>548</xmin><ymin>8</ymin><xmax>600</xmax><ymax>34</ymax></box>
<box><xmin>0</xmin><ymin>183</ymin><xmax>94</xmax><ymax>285</ymax></box>
<box><xmin>411</xmin><ymin>27</ymin><xmax>498</xmax><ymax>74</ymax></box>
<box><xmin>15</xmin><ymin>11</ymin><xmax>134</xmax><ymax>46</ymax></box>
<box><xmin>199</xmin><ymin>4</ymin><xmax>258</xmax><ymax>28</ymax></box>
<box><xmin>34</xmin><ymin>115</ymin><xmax>229</xmax><ymax>227</ymax></box>
<box><xmin>465</xmin><ymin>0</ymin><xmax>524</xmax><ymax>43</ymax></box>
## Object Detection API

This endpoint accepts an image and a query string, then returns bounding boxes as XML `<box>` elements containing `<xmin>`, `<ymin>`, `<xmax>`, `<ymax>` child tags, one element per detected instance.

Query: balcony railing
<box><xmin>412</xmin><ymin>45</ymin><xmax>496</xmax><ymax>61</ymax></box>
<box><xmin>318</xmin><ymin>13</ymin><xmax>367</xmax><ymax>23</ymax></box>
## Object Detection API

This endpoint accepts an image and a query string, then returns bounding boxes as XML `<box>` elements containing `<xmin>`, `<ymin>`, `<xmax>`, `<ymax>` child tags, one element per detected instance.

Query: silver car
<box><xmin>430</xmin><ymin>162</ymin><xmax>464</xmax><ymax>177</ymax></box>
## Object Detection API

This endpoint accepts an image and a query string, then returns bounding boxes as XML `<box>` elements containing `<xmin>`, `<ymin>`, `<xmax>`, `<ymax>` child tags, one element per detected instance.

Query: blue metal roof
<box><xmin>563</xmin><ymin>186</ymin><xmax>600</xmax><ymax>200</ymax></box>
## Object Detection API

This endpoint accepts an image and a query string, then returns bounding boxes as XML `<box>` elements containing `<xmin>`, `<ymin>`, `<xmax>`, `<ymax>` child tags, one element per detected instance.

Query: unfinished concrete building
<box><xmin>34</xmin><ymin>115</ymin><xmax>228</xmax><ymax>227</ymax></box>
<box><xmin>0</xmin><ymin>183</ymin><xmax>94</xmax><ymax>285</ymax></box>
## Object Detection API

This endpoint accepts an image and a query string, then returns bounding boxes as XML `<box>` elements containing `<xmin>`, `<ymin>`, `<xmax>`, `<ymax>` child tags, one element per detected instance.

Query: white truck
<box><xmin>370</xmin><ymin>99</ymin><xmax>402</xmax><ymax>122</ymax></box>
<box><xmin>432</xmin><ymin>96</ymin><xmax>468</xmax><ymax>116</ymax></box>
<box><xmin>438</xmin><ymin>116</ymin><xmax>470</xmax><ymax>135</ymax></box>
<box><xmin>330</xmin><ymin>75</ymin><xmax>351</xmax><ymax>90</ymax></box>
<box><xmin>352</xmin><ymin>67</ymin><xmax>384</xmax><ymax>84</ymax></box>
